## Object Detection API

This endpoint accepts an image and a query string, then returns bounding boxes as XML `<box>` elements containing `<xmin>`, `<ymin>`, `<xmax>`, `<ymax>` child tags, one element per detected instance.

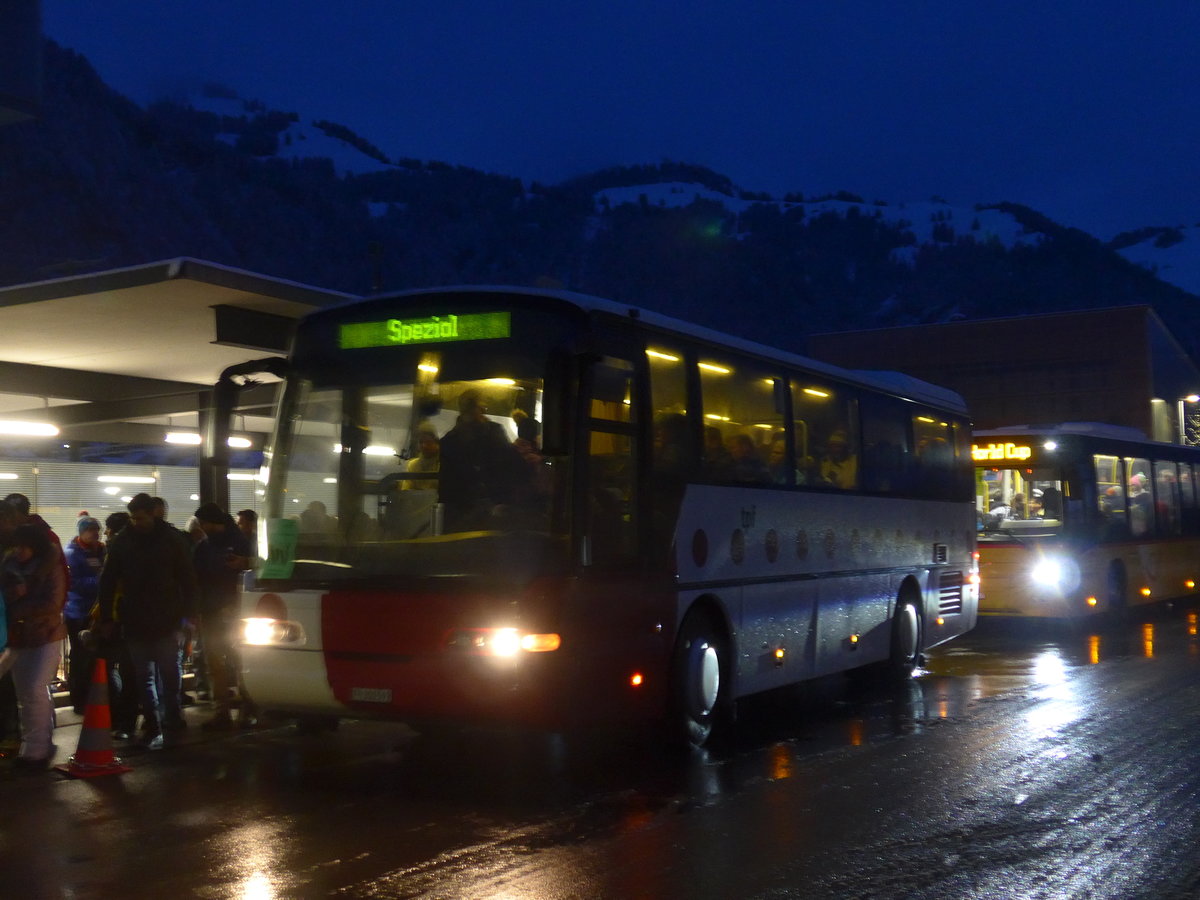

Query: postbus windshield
<box><xmin>260</xmin><ymin>303</ymin><xmax>573</xmax><ymax>585</ymax></box>
<box><xmin>976</xmin><ymin>465</ymin><xmax>1065</xmax><ymax>538</ymax></box>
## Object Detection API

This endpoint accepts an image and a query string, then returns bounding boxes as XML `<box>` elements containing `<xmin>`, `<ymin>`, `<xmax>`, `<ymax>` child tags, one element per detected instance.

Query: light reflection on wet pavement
<box><xmin>4</xmin><ymin>602</ymin><xmax>1200</xmax><ymax>899</ymax></box>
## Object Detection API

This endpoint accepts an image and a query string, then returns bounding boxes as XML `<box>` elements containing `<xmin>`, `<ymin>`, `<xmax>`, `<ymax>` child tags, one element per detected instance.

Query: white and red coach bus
<box><xmin>233</xmin><ymin>286</ymin><xmax>978</xmax><ymax>745</ymax></box>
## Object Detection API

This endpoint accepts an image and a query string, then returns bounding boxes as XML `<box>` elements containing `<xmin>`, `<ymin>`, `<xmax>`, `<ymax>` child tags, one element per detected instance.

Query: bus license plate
<box><xmin>351</xmin><ymin>687</ymin><xmax>393</xmax><ymax>703</ymax></box>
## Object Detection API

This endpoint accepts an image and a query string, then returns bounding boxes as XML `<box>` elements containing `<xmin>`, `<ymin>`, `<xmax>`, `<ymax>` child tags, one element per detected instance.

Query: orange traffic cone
<box><xmin>54</xmin><ymin>657</ymin><xmax>132</xmax><ymax>778</ymax></box>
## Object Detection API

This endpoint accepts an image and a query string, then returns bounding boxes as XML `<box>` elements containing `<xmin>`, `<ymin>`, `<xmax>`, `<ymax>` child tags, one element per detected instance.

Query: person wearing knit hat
<box><xmin>64</xmin><ymin>515</ymin><xmax>105</xmax><ymax>713</ymax></box>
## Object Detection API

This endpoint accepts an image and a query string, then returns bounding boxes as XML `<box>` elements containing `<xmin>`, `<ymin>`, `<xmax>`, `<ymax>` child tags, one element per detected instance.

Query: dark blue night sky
<box><xmin>44</xmin><ymin>0</ymin><xmax>1200</xmax><ymax>238</ymax></box>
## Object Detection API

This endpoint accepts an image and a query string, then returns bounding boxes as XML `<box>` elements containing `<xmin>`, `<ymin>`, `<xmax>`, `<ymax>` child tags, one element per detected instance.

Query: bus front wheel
<box><xmin>1106</xmin><ymin>561</ymin><xmax>1128</xmax><ymax>619</ymax></box>
<box><xmin>888</xmin><ymin>596</ymin><xmax>923</xmax><ymax>677</ymax></box>
<box><xmin>669</xmin><ymin>611</ymin><xmax>728</xmax><ymax>749</ymax></box>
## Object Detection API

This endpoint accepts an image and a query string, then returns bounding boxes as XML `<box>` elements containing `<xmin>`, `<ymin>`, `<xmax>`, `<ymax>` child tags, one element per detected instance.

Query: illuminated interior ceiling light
<box><xmin>754</xmin><ymin>423</ymin><xmax>774</xmax><ymax>429</ymax></box>
<box><xmin>226</xmin><ymin>473</ymin><xmax>257</xmax><ymax>481</ymax></box>
<box><xmin>697</xmin><ymin>362</ymin><xmax>731</xmax><ymax>374</ymax></box>
<box><xmin>802</xmin><ymin>387</ymin><xmax>829</xmax><ymax>398</ymax></box>
<box><xmin>0</xmin><ymin>473</ymin><xmax>19</xmax><ymax>480</ymax></box>
<box><xmin>1043</xmin><ymin>440</ymin><xmax>1058</xmax><ymax>451</ymax></box>
<box><xmin>483</xmin><ymin>377</ymin><xmax>517</xmax><ymax>386</ymax></box>
<box><xmin>97</xmin><ymin>475</ymin><xmax>156</xmax><ymax>484</ymax></box>
<box><xmin>227</xmin><ymin>436</ymin><xmax>252</xmax><ymax>449</ymax></box>
<box><xmin>417</xmin><ymin>363</ymin><xmax>439</xmax><ymax>374</ymax></box>
<box><xmin>322</xmin><ymin>477</ymin><xmax>338</xmax><ymax>484</ymax></box>
<box><xmin>165</xmin><ymin>432</ymin><xmax>202</xmax><ymax>445</ymax></box>
<box><xmin>645</xmin><ymin>349</ymin><xmax>680</xmax><ymax>362</ymax></box>
<box><xmin>103</xmin><ymin>486</ymin><xmax>120</xmax><ymax>495</ymax></box>
<box><xmin>916</xmin><ymin>416</ymin><xmax>935</xmax><ymax>424</ymax></box>
<box><xmin>0</xmin><ymin>420</ymin><xmax>59</xmax><ymax>437</ymax></box>
<box><xmin>704</xmin><ymin>413</ymin><xmax>731</xmax><ymax>421</ymax></box>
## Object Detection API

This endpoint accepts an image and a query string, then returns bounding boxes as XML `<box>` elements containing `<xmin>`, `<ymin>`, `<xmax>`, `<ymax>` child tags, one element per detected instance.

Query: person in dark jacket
<box><xmin>438</xmin><ymin>390</ymin><xmax>530</xmax><ymax>531</ymax></box>
<box><xmin>191</xmin><ymin>502</ymin><xmax>252</xmax><ymax>730</ymax></box>
<box><xmin>64</xmin><ymin>515</ymin><xmax>104</xmax><ymax>713</ymax></box>
<box><xmin>0</xmin><ymin>523</ymin><xmax>67</xmax><ymax>769</ymax></box>
<box><xmin>96</xmin><ymin>493</ymin><xmax>199</xmax><ymax>749</ymax></box>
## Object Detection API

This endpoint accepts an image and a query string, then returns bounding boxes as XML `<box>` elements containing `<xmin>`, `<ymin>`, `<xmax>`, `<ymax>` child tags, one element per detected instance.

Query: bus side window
<box><xmin>697</xmin><ymin>356</ymin><xmax>781</xmax><ymax>484</ymax></box>
<box><xmin>912</xmin><ymin>411</ymin><xmax>955</xmax><ymax>500</ymax></box>
<box><xmin>584</xmin><ymin>359</ymin><xmax>638</xmax><ymax>566</ymax></box>
<box><xmin>859</xmin><ymin>394</ymin><xmax>909</xmax><ymax>494</ymax></box>
<box><xmin>793</xmin><ymin>380</ymin><xmax>859</xmax><ymax>490</ymax></box>
<box><xmin>646</xmin><ymin>343</ymin><xmax>689</xmax><ymax>560</ymax></box>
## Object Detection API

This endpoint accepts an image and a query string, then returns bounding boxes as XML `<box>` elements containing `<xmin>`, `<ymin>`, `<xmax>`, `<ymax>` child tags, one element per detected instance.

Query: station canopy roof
<box><xmin>0</xmin><ymin>258</ymin><xmax>357</xmax><ymax>448</ymax></box>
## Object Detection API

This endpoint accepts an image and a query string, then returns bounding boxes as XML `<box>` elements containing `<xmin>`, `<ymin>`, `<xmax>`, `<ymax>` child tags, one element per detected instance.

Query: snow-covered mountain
<box><xmin>1110</xmin><ymin>225</ymin><xmax>1200</xmax><ymax>297</ymax></box>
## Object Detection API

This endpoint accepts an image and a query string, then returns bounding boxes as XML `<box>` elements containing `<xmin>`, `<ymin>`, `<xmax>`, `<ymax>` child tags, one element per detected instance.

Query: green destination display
<box><xmin>339</xmin><ymin>311</ymin><xmax>511</xmax><ymax>349</ymax></box>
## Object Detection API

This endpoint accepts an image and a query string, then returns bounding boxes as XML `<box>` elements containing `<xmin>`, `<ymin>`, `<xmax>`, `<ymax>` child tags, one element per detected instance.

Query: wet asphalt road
<box><xmin>4</xmin><ymin>603</ymin><xmax>1200</xmax><ymax>899</ymax></box>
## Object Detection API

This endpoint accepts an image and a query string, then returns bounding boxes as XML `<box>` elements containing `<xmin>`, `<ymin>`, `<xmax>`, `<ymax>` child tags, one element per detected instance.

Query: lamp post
<box><xmin>1178</xmin><ymin>395</ymin><xmax>1200</xmax><ymax>445</ymax></box>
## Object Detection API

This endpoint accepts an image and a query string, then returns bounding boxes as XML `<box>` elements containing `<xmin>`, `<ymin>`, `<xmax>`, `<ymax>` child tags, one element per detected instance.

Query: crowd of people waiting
<box><xmin>0</xmin><ymin>491</ymin><xmax>259</xmax><ymax>774</ymax></box>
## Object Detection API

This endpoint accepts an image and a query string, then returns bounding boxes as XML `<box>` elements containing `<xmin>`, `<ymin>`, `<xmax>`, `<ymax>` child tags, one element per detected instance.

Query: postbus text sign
<box><xmin>972</xmin><ymin>442</ymin><xmax>1033</xmax><ymax>462</ymax></box>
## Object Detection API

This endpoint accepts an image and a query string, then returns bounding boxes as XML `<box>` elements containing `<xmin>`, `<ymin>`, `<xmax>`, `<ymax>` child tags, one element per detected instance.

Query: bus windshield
<box><xmin>977</xmin><ymin>466</ymin><xmax>1065</xmax><ymax>538</ymax></box>
<box><xmin>263</xmin><ymin>354</ymin><xmax>564</xmax><ymax>584</ymax></box>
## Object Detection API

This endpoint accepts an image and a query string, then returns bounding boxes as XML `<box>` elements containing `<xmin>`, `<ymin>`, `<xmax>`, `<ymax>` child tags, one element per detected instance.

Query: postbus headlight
<box><xmin>242</xmin><ymin>617</ymin><xmax>305</xmax><ymax>646</ymax></box>
<box><xmin>1029</xmin><ymin>556</ymin><xmax>1079</xmax><ymax>592</ymax></box>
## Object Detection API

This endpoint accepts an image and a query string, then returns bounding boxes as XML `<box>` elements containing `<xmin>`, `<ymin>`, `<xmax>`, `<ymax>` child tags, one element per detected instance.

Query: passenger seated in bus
<box><xmin>703</xmin><ymin>425</ymin><xmax>733</xmax><ymax>478</ymax></box>
<box><xmin>1038</xmin><ymin>486</ymin><xmax>1062</xmax><ymax>519</ymax></box>
<box><xmin>438</xmin><ymin>389</ymin><xmax>530</xmax><ymax>530</ymax></box>
<box><xmin>653</xmin><ymin>414</ymin><xmax>689</xmax><ymax>475</ymax></box>
<box><xmin>1128</xmin><ymin>473</ymin><xmax>1152</xmax><ymax>537</ymax></box>
<box><xmin>818</xmin><ymin>429</ymin><xmax>858</xmax><ymax>489</ymax></box>
<box><xmin>1010</xmin><ymin>493</ymin><xmax>1027</xmax><ymax>519</ymax></box>
<box><xmin>728</xmin><ymin>433</ymin><xmax>770</xmax><ymax>483</ymax></box>
<box><xmin>768</xmin><ymin>436</ymin><xmax>793</xmax><ymax>485</ymax></box>
<box><xmin>403</xmin><ymin>423</ymin><xmax>440</xmax><ymax>490</ymax></box>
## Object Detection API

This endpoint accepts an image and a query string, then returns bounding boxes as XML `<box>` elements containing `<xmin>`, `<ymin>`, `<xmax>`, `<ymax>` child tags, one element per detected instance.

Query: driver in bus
<box><xmin>438</xmin><ymin>389</ymin><xmax>529</xmax><ymax>530</ymax></box>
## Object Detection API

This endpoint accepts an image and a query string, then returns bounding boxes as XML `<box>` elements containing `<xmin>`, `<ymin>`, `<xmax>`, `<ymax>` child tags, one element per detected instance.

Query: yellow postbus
<box><xmin>974</xmin><ymin>423</ymin><xmax>1200</xmax><ymax>619</ymax></box>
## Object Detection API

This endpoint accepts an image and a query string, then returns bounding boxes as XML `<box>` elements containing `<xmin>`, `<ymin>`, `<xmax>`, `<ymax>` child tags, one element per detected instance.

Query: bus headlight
<box><xmin>242</xmin><ymin>617</ymin><xmax>306</xmax><ymax>646</ymax></box>
<box><xmin>1029</xmin><ymin>556</ymin><xmax>1080</xmax><ymax>592</ymax></box>
<box><xmin>446</xmin><ymin>627</ymin><xmax>561</xmax><ymax>656</ymax></box>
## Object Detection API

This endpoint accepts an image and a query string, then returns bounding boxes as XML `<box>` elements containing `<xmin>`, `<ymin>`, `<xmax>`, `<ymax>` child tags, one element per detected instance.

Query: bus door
<box><xmin>562</xmin><ymin>356</ymin><xmax>667</xmax><ymax>718</ymax></box>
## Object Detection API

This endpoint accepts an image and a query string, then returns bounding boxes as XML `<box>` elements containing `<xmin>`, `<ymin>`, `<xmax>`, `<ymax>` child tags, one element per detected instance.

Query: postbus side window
<box><xmin>697</xmin><ymin>355</ymin><xmax>784</xmax><ymax>484</ymax></box>
<box><xmin>1154</xmin><ymin>460</ymin><xmax>1181</xmax><ymax>537</ymax></box>
<box><xmin>647</xmin><ymin>343</ymin><xmax>690</xmax><ymax>561</ymax></box>
<box><xmin>1126</xmin><ymin>457</ymin><xmax>1154</xmax><ymax>538</ymax></box>
<box><xmin>1095</xmin><ymin>454</ymin><xmax>1128</xmax><ymax>540</ymax></box>
<box><xmin>1180</xmin><ymin>463</ymin><xmax>1200</xmax><ymax>535</ymax></box>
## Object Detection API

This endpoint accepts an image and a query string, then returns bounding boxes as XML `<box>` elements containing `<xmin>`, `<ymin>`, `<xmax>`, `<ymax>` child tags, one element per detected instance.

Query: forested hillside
<box><xmin>2</xmin><ymin>41</ymin><xmax>1198</xmax><ymax>358</ymax></box>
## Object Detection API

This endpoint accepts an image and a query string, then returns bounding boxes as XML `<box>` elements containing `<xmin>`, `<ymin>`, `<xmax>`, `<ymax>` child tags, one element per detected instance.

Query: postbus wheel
<box><xmin>887</xmin><ymin>594</ymin><xmax>923</xmax><ymax>678</ymax></box>
<box><xmin>1106</xmin><ymin>561</ymin><xmax>1128</xmax><ymax>620</ymax></box>
<box><xmin>669</xmin><ymin>610</ymin><xmax>729</xmax><ymax>749</ymax></box>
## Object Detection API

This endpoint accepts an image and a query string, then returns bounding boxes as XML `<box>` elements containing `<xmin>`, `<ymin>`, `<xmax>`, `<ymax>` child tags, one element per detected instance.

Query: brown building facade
<box><xmin>807</xmin><ymin>306</ymin><xmax>1200</xmax><ymax>443</ymax></box>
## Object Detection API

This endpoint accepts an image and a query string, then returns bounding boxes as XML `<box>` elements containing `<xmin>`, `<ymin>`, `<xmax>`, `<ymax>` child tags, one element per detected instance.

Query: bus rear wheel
<box><xmin>669</xmin><ymin>611</ymin><xmax>728</xmax><ymax>749</ymax></box>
